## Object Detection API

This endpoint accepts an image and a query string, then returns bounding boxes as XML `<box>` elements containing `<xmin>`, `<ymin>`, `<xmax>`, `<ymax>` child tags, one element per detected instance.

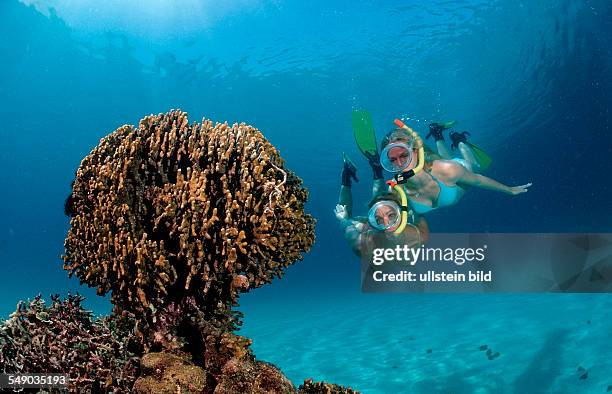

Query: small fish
<box><xmin>577</xmin><ymin>366</ymin><xmax>586</xmax><ymax>372</ymax></box>
<box><xmin>486</xmin><ymin>348</ymin><xmax>493</xmax><ymax>356</ymax></box>
<box><xmin>479</xmin><ymin>345</ymin><xmax>488</xmax><ymax>351</ymax></box>
<box><xmin>606</xmin><ymin>385</ymin><xmax>611</xmax><ymax>392</ymax></box>
<box><xmin>579</xmin><ymin>372</ymin><xmax>588</xmax><ymax>380</ymax></box>
<box><xmin>426</xmin><ymin>349</ymin><xmax>432</xmax><ymax>354</ymax></box>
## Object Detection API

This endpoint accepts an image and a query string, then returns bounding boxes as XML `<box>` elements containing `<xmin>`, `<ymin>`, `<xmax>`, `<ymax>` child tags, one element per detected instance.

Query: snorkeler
<box><xmin>334</xmin><ymin>153</ymin><xmax>428</xmax><ymax>256</ymax></box>
<box><xmin>336</xmin><ymin>110</ymin><xmax>427</xmax><ymax>256</ymax></box>
<box><xmin>380</xmin><ymin>119</ymin><xmax>532</xmax><ymax>215</ymax></box>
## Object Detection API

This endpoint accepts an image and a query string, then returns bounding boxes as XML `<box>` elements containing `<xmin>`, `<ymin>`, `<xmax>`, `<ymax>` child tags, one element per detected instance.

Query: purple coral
<box><xmin>0</xmin><ymin>294</ymin><xmax>138</xmax><ymax>392</ymax></box>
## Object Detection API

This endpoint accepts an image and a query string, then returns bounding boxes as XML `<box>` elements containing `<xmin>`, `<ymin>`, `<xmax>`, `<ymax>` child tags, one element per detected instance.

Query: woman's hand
<box><xmin>453</xmin><ymin>164</ymin><xmax>533</xmax><ymax>197</ymax></box>
<box><xmin>334</xmin><ymin>204</ymin><xmax>349</xmax><ymax>221</ymax></box>
<box><xmin>508</xmin><ymin>183</ymin><xmax>532</xmax><ymax>195</ymax></box>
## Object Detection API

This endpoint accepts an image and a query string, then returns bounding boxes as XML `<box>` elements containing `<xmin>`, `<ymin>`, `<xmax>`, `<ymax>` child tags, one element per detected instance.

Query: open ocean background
<box><xmin>1</xmin><ymin>0</ymin><xmax>611</xmax><ymax>392</ymax></box>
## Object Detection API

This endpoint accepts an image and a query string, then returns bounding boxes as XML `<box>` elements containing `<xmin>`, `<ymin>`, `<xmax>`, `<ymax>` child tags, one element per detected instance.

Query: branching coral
<box><xmin>63</xmin><ymin>110</ymin><xmax>315</xmax><ymax>341</ymax></box>
<box><xmin>15</xmin><ymin>109</ymin><xmax>357</xmax><ymax>393</ymax></box>
<box><xmin>299</xmin><ymin>379</ymin><xmax>359</xmax><ymax>394</ymax></box>
<box><xmin>0</xmin><ymin>294</ymin><xmax>139</xmax><ymax>393</ymax></box>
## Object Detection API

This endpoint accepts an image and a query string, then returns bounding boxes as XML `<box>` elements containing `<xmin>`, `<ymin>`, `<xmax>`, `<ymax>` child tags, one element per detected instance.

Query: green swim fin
<box><xmin>440</xmin><ymin>120</ymin><xmax>457</xmax><ymax>129</ymax></box>
<box><xmin>467</xmin><ymin>142</ymin><xmax>492</xmax><ymax>170</ymax></box>
<box><xmin>351</xmin><ymin>110</ymin><xmax>378</xmax><ymax>157</ymax></box>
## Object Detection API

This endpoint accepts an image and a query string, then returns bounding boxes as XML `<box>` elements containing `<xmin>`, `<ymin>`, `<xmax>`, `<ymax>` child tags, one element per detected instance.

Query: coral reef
<box><xmin>299</xmin><ymin>379</ymin><xmax>359</xmax><ymax>394</ymax></box>
<box><xmin>0</xmin><ymin>294</ymin><xmax>138</xmax><ymax>393</ymax></box>
<box><xmin>0</xmin><ymin>294</ymin><xmax>357</xmax><ymax>393</ymax></box>
<box><xmin>1</xmin><ymin>110</ymin><xmax>357</xmax><ymax>393</ymax></box>
<box><xmin>63</xmin><ymin>110</ymin><xmax>315</xmax><ymax>342</ymax></box>
<box><xmin>133</xmin><ymin>352</ymin><xmax>207</xmax><ymax>393</ymax></box>
<box><xmin>133</xmin><ymin>348</ymin><xmax>294</xmax><ymax>394</ymax></box>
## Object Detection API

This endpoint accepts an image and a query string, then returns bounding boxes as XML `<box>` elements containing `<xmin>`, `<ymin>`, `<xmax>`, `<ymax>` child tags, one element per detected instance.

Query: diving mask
<box><xmin>380</xmin><ymin>141</ymin><xmax>414</xmax><ymax>173</ymax></box>
<box><xmin>368</xmin><ymin>200</ymin><xmax>402</xmax><ymax>231</ymax></box>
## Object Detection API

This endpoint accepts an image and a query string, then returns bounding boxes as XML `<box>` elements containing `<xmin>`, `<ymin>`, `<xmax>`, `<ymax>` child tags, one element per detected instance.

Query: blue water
<box><xmin>1</xmin><ymin>0</ymin><xmax>611</xmax><ymax>392</ymax></box>
<box><xmin>241</xmin><ymin>294</ymin><xmax>612</xmax><ymax>393</ymax></box>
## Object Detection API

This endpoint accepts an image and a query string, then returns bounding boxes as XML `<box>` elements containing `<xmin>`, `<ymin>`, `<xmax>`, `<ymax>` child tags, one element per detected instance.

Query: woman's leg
<box><xmin>449</xmin><ymin>131</ymin><xmax>480</xmax><ymax>172</ymax></box>
<box><xmin>436</xmin><ymin>141</ymin><xmax>452</xmax><ymax>159</ymax></box>
<box><xmin>372</xmin><ymin>178</ymin><xmax>387</xmax><ymax>198</ymax></box>
<box><xmin>364</xmin><ymin>151</ymin><xmax>388</xmax><ymax>198</ymax></box>
<box><xmin>458</xmin><ymin>142</ymin><xmax>477</xmax><ymax>172</ymax></box>
<box><xmin>427</xmin><ymin>123</ymin><xmax>452</xmax><ymax>159</ymax></box>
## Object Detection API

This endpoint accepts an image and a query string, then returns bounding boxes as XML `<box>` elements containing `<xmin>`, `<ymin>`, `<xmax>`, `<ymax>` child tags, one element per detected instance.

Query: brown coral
<box><xmin>298</xmin><ymin>379</ymin><xmax>360</xmax><ymax>394</ymax></box>
<box><xmin>134</xmin><ymin>316</ymin><xmax>299</xmax><ymax>393</ymax></box>
<box><xmin>63</xmin><ymin>110</ymin><xmax>315</xmax><ymax>341</ymax></box>
<box><xmin>49</xmin><ymin>110</ymin><xmax>358</xmax><ymax>392</ymax></box>
<box><xmin>133</xmin><ymin>352</ymin><xmax>208</xmax><ymax>393</ymax></box>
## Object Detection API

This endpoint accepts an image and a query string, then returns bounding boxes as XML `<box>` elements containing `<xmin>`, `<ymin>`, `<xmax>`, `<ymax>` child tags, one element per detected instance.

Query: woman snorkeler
<box><xmin>379</xmin><ymin>119</ymin><xmax>532</xmax><ymax>215</ymax></box>
<box><xmin>334</xmin><ymin>153</ymin><xmax>429</xmax><ymax>256</ymax></box>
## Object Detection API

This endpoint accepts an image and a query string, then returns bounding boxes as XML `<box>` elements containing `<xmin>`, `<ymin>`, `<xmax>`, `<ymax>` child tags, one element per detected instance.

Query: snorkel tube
<box><xmin>393</xmin><ymin>119</ymin><xmax>425</xmax><ymax>183</ymax></box>
<box><xmin>385</xmin><ymin>179</ymin><xmax>409</xmax><ymax>235</ymax></box>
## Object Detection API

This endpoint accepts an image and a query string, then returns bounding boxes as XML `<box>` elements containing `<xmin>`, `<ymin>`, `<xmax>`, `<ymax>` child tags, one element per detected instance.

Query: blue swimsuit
<box><xmin>406</xmin><ymin>159</ymin><xmax>466</xmax><ymax>214</ymax></box>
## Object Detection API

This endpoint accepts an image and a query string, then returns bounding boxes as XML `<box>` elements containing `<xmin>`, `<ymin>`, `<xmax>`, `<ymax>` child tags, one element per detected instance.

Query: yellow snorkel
<box><xmin>382</xmin><ymin>119</ymin><xmax>426</xmax><ymax>235</ymax></box>
<box><xmin>393</xmin><ymin>119</ymin><xmax>425</xmax><ymax>181</ymax></box>
<box><xmin>385</xmin><ymin>179</ymin><xmax>409</xmax><ymax>234</ymax></box>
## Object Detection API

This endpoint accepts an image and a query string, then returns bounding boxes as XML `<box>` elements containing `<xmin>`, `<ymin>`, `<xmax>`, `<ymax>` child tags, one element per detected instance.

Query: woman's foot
<box><xmin>427</xmin><ymin>123</ymin><xmax>448</xmax><ymax>141</ymax></box>
<box><xmin>364</xmin><ymin>151</ymin><xmax>383</xmax><ymax>179</ymax></box>
<box><xmin>450</xmin><ymin>131</ymin><xmax>470</xmax><ymax>150</ymax></box>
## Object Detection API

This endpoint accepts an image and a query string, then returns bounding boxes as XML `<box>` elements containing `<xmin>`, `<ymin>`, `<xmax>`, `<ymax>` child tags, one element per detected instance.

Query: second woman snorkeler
<box><xmin>379</xmin><ymin>120</ymin><xmax>532</xmax><ymax>215</ymax></box>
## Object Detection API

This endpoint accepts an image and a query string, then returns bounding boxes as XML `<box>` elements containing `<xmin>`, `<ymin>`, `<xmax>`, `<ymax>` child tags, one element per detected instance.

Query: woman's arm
<box><xmin>396</xmin><ymin>215</ymin><xmax>428</xmax><ymax>248</ymax></box>
<box><xmin>440</xmin><ymin>161</ymin><xmax>532</xmax><ymax>195</ymax></box>
<box><xmin>415</xmin><ymin>216</ymin><xmax>429</xmax><ymax>244</ymax></box>
<box><xmin>459</xmin><ymin>171</ymin><xmax>532</xmax><ymax>195</ymax></box>
<box><xmin>393</xmin><ymin>223</ymin><xmax>423</xmax><ymax>249</ymax></box>
<box><xmin>335</xmin><ymin>204</ymin><xmax>364</xmax><ymax>256</ymax></box>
